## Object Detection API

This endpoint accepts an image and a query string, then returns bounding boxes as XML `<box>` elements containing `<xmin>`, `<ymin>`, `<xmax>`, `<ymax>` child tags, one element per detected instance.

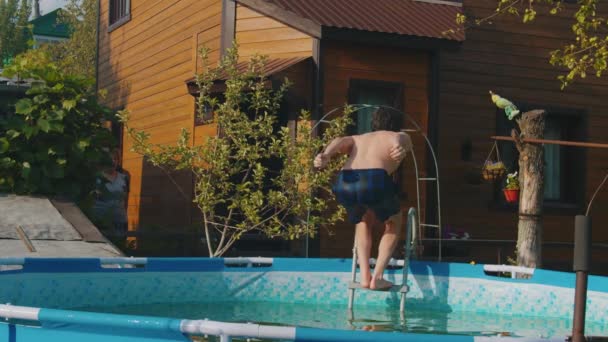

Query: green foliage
<box><xmin>42</xmin><ymin>0</ymin><xmax>97</xmax><ymax>79</ymax></box>
<box><xmin>0</xmin><ymin>49</ymin><xmax>116</xmax><ymax>198</ymax></box>
<box><xmin>456</xmin><ymin>0</ymin><xmax>608</xmax><ymax>88</ymax></box>
<box><xmin>121</xmin><ymin>45</ymin><xmax>351</xmax><ymax>257</ymax></box>
<box><xmin>0</xmin><ymin>0</ymin><xmax>32</xmax><ymax>66</ymax></box>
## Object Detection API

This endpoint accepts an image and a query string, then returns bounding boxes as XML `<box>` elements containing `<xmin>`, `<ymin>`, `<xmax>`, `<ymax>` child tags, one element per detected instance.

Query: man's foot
<box><xmin>370</xmin><ymin>278</ymin><xmax>393</xmax><ymax>291</ymax></box>
<box><xmin>360</xmin><ymin>274</ymin><xmax>372</xmax><ymax>288</ymax></box>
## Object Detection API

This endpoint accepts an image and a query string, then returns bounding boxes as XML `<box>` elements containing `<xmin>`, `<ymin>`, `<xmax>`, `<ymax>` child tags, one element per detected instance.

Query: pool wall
<box><xmin>1</xmin><ymin>257</ymin><xmax>607</xmax><ymax>341</ymax></box>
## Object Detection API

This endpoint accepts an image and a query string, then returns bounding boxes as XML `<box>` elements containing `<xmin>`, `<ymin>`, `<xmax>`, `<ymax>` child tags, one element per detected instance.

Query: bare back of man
<box><xmin>345</xmin><ymin>131</ymin><xmax>412</xmax><ymax>174</ymax></box>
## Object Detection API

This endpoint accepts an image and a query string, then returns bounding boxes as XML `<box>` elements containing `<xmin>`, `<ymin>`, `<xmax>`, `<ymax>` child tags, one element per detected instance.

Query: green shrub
<box><xmin>0</xmin><ymin>50</ymin><xmax>115</xmax><ymax>198</ymax></box>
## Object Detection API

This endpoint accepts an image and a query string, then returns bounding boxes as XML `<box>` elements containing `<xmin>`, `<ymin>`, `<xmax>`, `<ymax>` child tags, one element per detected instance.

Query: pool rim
<box><xmin>1</xmin><ymin>256</ymin><xmax>605</xmax><ymax>342</ymax></box>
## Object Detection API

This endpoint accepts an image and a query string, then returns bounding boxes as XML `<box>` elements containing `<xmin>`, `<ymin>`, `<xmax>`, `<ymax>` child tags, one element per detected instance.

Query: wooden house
<box><xmin>97</xmin><ymin>0</ymin><xmax>608</xmax><ymax>272</ymax></box>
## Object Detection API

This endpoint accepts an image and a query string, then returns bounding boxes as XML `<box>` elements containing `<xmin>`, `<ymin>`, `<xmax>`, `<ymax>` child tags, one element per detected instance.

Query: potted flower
<box><xmin>503</xmin><ymin>172</ymin><xmax>520</xmax><ymax>204</ymax></box>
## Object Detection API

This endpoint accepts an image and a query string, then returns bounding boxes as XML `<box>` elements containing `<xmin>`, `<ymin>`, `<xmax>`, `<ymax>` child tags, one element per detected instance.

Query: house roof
<box><xmin>186</xmin><ymin>56</ymin><xmax>310</xmax><ymax>94</ymax></box>
<box><xmin>218</xmin><ymin>56</ymin><xmax>310</xmax><ymax>80</ymax></box>
<box><xmin>30</xmin><ymin>9</ymin><xmax>70</xmax><ymax>38</ymax></box>
<box><xmin>0</xmin><ymin>194</ymin><xmax>123</xmax><ymax>258</ymax></box>
<box><xmin>238</xmin><ymin>0</ymin><xmax>464</xmax><ymax>41</ymax></box>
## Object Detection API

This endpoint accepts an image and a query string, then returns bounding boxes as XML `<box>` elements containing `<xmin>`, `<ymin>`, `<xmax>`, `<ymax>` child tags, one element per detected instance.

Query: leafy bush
<box><xmin>121</xmin><ymin>46</ymin><xmax>351</xmax><ymax>256</ymax></box>
<box><xmin>0</xmin><ymin>50</ymin><xmax>115</xmax><ymax>198</ymax></box>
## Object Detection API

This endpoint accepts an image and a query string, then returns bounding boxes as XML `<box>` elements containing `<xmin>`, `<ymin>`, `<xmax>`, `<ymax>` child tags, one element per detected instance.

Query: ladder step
<box><xmin>419</xmin><ymin>178</ymin><xmax>437</xmax><ymax>181</ymax></box>
<box><xmin>420</xmin><ymin>223</ymin><xmax>440</xmax><ymax>228</ymax></box>
<box><xmin>349</xmin><ymin>282</ymin><xmax>409</xmax><ymax>293</ymax></box>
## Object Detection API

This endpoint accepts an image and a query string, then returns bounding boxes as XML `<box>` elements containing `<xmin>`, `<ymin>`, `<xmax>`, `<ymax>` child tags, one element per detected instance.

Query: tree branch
<box><xmin>202</xmin><ymin>212</ymin><xmax>214</xmax><ymax>257</ymax></box>
<box><xmin>215</xmin><ymin>234</ymin><xmax>239</xmax><ymax>256</ymax></box>
<box><xmin>218</xmin><ymin>165</ymin><xmax>253</xmax><ymax>250</ymax></box>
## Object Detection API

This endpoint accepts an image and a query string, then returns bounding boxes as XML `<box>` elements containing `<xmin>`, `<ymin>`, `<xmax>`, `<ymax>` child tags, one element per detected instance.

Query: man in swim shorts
<box><xmin>314</xmin><ymin>108</ymin><xmax>412</xmax><ymax>290</ymax></box>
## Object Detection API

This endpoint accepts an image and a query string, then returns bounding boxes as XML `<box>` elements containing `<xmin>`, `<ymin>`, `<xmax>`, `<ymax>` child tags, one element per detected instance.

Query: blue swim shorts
<box><xmin>332</xmin><ymin>168</ymin><xmax>400</xmax><ymax>224</ymax></box>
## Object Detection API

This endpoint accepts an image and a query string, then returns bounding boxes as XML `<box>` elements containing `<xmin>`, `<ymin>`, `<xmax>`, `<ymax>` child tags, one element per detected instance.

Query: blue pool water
<box><xmin>73</xmin><ymin>301</ymin><xmax>606</xmax><ymax>338</ymax></box>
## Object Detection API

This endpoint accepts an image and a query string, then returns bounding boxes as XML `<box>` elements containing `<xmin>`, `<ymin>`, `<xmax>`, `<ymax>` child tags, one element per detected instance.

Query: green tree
<box><xmin>0</xmin><ymin>0</ymin><xmax>32</xmax><ymax>67</ymax></box>
<box><xmin>121</xmin><ymin>46</ymin><xmax>351</xmax><ymax>257</ymax></box>
<box><xmin>455</xmin><ymin>0</ymin><xmax>608</xmax><ymax>88</ymax></box>
<box><xmin>0</xmin><ymin>49</ymin><xmax>115</xmax><ymax>198</ymax></box>
<box><xmin>44</xmin><ymin>0</ymin><xmax>97</xmax><ymax>78</ymax></box>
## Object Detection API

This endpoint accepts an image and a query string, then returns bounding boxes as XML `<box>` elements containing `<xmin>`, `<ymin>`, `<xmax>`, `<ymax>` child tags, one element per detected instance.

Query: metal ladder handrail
<box><xmin>401</xmin><ymin>207</ymin><xmax>417</xmax><ymax>312</ymax></box>
<box><xmin>347</xmin><ymin>207</ymin><xmax>418</xmax><ymax>314</ymax></box>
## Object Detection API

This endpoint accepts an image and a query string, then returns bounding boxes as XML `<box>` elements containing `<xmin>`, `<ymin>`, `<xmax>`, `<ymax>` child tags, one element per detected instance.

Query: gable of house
<box><xmin>30</xmin><ymin>9</ymin><xmax>70</xmax><ymax>45</ymax></box>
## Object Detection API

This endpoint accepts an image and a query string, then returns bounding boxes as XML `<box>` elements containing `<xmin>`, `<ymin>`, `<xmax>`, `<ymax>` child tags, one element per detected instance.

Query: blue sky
<box><xmin>40</xmin><ymin>0</ymin><xmax>68</xmax><ymax>14</ymax></box>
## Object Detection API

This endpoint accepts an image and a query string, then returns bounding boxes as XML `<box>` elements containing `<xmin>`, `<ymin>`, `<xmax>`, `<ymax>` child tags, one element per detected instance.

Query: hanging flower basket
<box><xmin>481</xmin><ymin>141</ymin><xmax>506</xmax><ymax>182</ymax></box>
<box><xmin>503</xmin><ymin>172</ymin><xmax>520</xmax><ymax>204</ymax></box>
<box><xmin>503</xmin><ymin>189</ymin><xmax>519</xmax><ymax>204</ymax></box>
<box><xmin>482</xmin><ymin>161</ymin><xmax>506</xmax><ymax>181</ymax></box>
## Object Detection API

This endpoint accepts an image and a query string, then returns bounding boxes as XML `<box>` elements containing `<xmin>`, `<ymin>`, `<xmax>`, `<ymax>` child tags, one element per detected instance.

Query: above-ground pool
<box><xmin>1</xmin><ymin>257</ymin><xmax>607</xmax><ymax>341</ymax></box>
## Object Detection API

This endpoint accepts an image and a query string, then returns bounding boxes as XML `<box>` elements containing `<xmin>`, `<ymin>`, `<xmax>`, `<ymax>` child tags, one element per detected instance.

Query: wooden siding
<box><xmin>320</xmin><ymin>40</ymin><xmax>430</xmax><ymax>258</ymax></box>
<box><xmin>438</xmin><ymin>0</ymin><xmax>608</xmax><ymax>272</ymax></box>
<box><xmin>98</xmin><ymin>0</ymin><xmax>223</xmax><ymax>230</ymax></box>
<box><xmin>235</xmin><ymin>5</ymin><xmax>313</xmax><ymax>59</ymax></box>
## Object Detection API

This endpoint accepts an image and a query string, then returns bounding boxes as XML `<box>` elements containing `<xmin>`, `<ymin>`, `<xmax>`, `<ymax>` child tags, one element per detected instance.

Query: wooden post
<box><xmin>572</xmin><ymin>215</ymin><xmax>591</xmax><ymax>342</ymax></box>
<box><xmin>512</xmin><ymin>109</ymin><xmax>545</xmax><ymax>268</ymax></box>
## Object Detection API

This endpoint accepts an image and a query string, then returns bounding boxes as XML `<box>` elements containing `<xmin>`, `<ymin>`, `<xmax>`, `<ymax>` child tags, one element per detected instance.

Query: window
<box><xmin>347</xmin><ymin>79</ymin><xmax>403</xmax><ymax>134</ymax></box>
<box><xmin>109</xmin><ymin>0</ymin><xmax>131</xmax><ymax>30</ymax></box>
<box><xmin>194</xmin><ymin>100</ymin><xmax>219</xmax><ymax>126</ymax></box>
<box><xmin>544</xmin><ymin>119</ymin><xmax>562</xmax><ymax>200</ymax></box>
<box><xmin>496</xmin><ymin>106</ymin><xmax>586</xmax><ymax>209</ymax></box>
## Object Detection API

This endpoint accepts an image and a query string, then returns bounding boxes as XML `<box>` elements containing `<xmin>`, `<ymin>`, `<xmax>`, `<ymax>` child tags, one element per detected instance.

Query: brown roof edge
<box><xmin>234</xmin><ymin>0</ymin><xmax>322</xmax><ymax>38</ymax></box>
<box><xmin>413</xmin><ymin>0</ymin><xmax>462</xmax><ymax>7</ymax></box>
<box><xmin>185</xmin><ymin>56</ymin><xmax>311</xmax><ymax>95</ymax></box>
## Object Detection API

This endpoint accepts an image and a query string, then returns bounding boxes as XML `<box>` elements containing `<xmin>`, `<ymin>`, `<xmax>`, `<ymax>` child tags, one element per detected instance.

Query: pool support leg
<box><xmin>572</xmin><ymin>215</ymin><xmax>591</xmax><ymax>342</ymax></box>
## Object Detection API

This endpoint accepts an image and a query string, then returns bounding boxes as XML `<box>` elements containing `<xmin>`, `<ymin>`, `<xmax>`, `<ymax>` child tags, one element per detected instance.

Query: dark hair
<box><xmin>371</xmin><ymin>107</ymin><xmax>403</xmax><ymax>132</ymax></box>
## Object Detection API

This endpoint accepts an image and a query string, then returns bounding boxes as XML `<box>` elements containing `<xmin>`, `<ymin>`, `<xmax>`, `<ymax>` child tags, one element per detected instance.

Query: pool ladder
<box><xmin>347</xmin><ymin>207</ymin><xmax>418</xmax><ymax>314</ymax></box>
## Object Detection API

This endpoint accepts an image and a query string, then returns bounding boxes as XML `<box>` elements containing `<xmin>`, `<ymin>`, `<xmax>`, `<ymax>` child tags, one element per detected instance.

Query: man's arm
<box><xmin>314</xmin><ymin>136</ymin><xmax>354</xmax><ymax>168</ymax></box>
<box><xmin>324</xmin><ymin>136</ymin><xmax>354</xmax><ymax>157</ymax></box>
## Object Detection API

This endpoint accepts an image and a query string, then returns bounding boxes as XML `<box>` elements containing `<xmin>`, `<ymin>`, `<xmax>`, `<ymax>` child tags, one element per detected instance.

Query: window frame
<box><xmin>492</xmin><ymin>104</ymin><xmax>587</xmax><ymax>214</ymax></box>
<box><xmin>347</xmin><ymin>79</ymin><xmax>404</xmax><ymax>134</ymax></box>
<box><xmin>193</xmin><ymin>99</ymin><xmax>218</xmax><ymax>127</ymax></box>
<box><xmin>108</xmin><ymin>0</ymin><xmax>131</xmax><ymax>32</ymax></box>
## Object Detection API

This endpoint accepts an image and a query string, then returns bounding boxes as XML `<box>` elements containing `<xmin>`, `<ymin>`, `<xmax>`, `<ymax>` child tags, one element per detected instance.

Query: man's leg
<box><xmin>370</xmin><ymin>212</ymin><xmax>401</xmax><ymax>290</ymax></box>
<box><xmin>356</xmin><ymin>210</ymin><xmax>374</xmax><ymax>288</ymax></box>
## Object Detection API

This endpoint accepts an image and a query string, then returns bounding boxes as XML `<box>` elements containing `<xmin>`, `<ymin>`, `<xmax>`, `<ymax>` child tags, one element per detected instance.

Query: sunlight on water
<box><xmin>74</xmin><ymin>301</ymin><xmax>607</xmax><ymax>338</ymax></box>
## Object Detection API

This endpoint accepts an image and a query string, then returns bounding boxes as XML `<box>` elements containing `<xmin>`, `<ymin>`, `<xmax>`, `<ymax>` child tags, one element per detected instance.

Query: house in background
<box><xmin>97</xmin><ymin>0</ymin><xmax>608</xmax><ymax>272</ymax></box>
<box><xmin>29</xmin><ymin>9</ymin><xmax>70</xmax><ymax>47</ymax></box>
